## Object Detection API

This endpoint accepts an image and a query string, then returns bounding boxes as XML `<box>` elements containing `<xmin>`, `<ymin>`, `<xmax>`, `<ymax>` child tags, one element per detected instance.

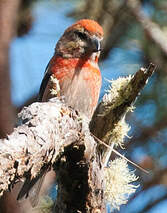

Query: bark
<box><xmin>0</xmin><ymin>98</ymin><xmax>105</xmax><ymax>212</ymax></box>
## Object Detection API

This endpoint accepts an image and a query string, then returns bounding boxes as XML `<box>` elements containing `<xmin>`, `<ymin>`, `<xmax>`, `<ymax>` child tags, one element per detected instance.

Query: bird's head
<box><xmin>55</xmin><ymin>19</ymin><xmax>104</xmax><ymax>59</ymax></box>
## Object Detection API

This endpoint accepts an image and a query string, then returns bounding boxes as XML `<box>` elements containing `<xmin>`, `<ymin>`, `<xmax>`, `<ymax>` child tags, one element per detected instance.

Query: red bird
<box><xmin>17</xmin><ymin>19</ymin><xmax>104</xmax><ymax>206</ymax></box>
<box><xmin>39</xmin><ymin>19</ymin><xmax>103</xmax><ymax>118</ymax></box>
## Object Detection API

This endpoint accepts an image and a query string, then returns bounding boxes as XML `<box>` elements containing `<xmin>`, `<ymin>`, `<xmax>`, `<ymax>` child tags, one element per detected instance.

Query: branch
<box><xmin>90</xmin><ymin>63</ymin><xmax>155</xmax><ymax>142</ymax></box>
<box><xmin>0</xmin><ymin>98</ymin><xmax>84</xmax><ymax>196</ymax></box>
<box><xmin>0</xmin><ymin>64</ymin><xmax>155</xmax><ymax>212</ymax></box>
<box><xmin>90</xmin><ymin>63</ymin><xmax>155</xmax><ymax>167</ymax></box>
<box><xmin>0</xmin><ymin>98</ymin><xmax>105</xmax><ymax>212</ymax></box>
<box><xmin>127</xmin><ymin>0</ymin><xmax>167</xmax><ymax>56</ymax></box>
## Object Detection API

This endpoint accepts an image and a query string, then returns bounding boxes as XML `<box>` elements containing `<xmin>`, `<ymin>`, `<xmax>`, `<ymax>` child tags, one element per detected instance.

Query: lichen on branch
<box><xmin>90</xmin><ymin>63</ymin><xmax>155</xmax><ymax>147</ymax></box>
<box><xmin>0</xmin><ymin>98</ymin><xmax>85</xmax><ymax>197</ymax></box>
<box><xmin>104</xmin><ymin>158</ymin><xmax>139</xmax><ymax>210</ymax></box>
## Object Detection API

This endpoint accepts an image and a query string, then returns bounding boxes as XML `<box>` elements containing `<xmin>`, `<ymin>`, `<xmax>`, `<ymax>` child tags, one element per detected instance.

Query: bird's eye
<box><xmin>75</xmin><ymin>31</ymin><xmax>87</xmax><ymax>40</ymax></box>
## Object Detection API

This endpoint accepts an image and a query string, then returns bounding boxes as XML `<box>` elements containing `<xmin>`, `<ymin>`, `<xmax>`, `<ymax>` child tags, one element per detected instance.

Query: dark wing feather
<box><xmin>17</xmin><ymin>170</ymin><xmax>47</xmax><ymax>207</ymax></box>
<box><xmin>38</xmin><ymin>62</ymin><xmax>52</xmax><ymax>102</ymax></box>
<box><xmin>28</xmin><ymin>173</ymin><xmax>46</xmax><ymax>207</ymax></box>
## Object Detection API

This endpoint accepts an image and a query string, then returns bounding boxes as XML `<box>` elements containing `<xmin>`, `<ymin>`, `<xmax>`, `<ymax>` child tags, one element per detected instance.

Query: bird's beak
<box><xmin>91</xmin><ymin>37</ymin><xmax>101</xmax><ymax>52</ymax></box>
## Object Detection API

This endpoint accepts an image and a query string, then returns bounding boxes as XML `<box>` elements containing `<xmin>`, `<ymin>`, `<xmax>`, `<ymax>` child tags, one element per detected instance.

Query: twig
<box><xmin>91</xmin><ymin>133</ymin><xmax>149</xmax><ymax>173</ymax></box>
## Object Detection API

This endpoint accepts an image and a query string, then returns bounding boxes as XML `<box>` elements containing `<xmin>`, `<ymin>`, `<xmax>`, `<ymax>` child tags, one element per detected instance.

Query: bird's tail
<box><xmin>17</xmin><ymin>170</ymin><xmax>46</xmax><ymax>207</ymax></box>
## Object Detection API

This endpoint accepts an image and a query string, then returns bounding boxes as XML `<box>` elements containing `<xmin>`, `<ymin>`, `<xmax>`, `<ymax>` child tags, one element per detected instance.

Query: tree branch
<box><xmin>0</xmin><ymin>98</ymin><xmax>84</xmax><ymax>195</ymax></box>
<box><xmin>127</xmin><ymin>0</ymin><xmax>167</xmax><ymax>56</ymax></box>
<box><xmin>0</xmin><ymin>63</ymin><xmax>155</xmax><ymax>212</ymax></box>
<box><xmin>90</xmin><ymin>63</ymin><xmax>155</xmax><ymax>142</ymax></box>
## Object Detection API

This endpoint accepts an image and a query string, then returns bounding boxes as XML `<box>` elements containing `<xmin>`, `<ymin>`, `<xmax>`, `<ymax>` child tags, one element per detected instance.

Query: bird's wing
<box><xmin>38</xmin><ymin>61</ymin><xmax>52</xmax><ymax>102</ymax></box>
<box><xmin>28</xmin><ymin>173</ymin><xmax>46</xmax><ymax>207</ymax></box>
<box><xmin>17</xmin><ymin>169</ymin><xmax>47</xmax><ymax>207</ymax></box>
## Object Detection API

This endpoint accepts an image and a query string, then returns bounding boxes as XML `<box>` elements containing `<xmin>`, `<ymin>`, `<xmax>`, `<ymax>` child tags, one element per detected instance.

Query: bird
<box><xmin>17</xmin><ymin>19</ymin><xmax>104</xmax><ymax>206</ymax></box>
<box><xmin>38</xmin><ymin>19</ymin><xmax>103</xmax><ymax>118</ymax></box>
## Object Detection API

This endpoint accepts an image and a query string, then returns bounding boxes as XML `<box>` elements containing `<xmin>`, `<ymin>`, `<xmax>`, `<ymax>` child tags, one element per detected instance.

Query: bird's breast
<box><xmin>50</xmin><ymin>56</ymin><xmax>101</xmax><ymax>118</ymax></box>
